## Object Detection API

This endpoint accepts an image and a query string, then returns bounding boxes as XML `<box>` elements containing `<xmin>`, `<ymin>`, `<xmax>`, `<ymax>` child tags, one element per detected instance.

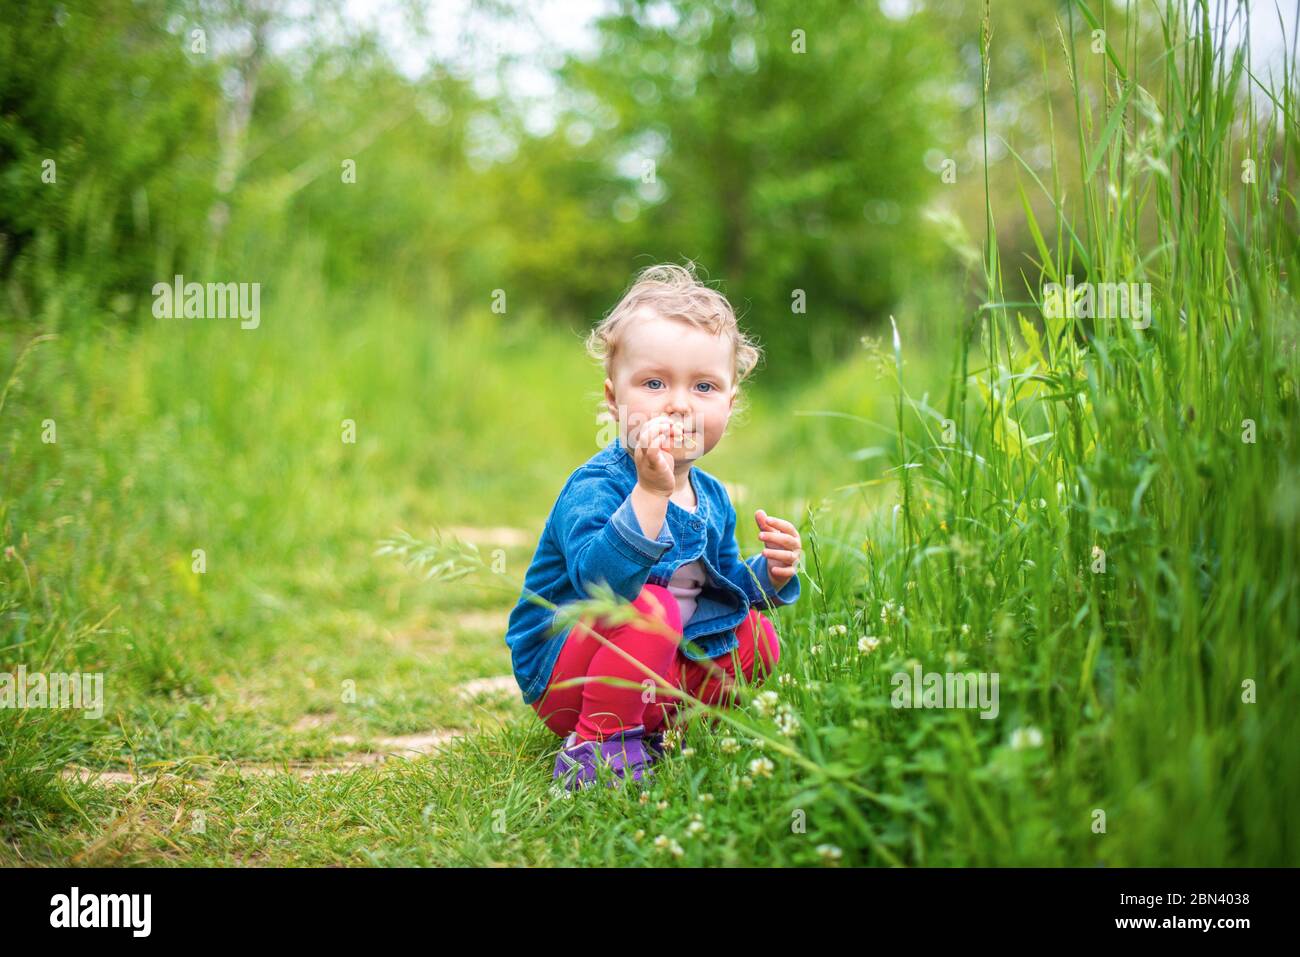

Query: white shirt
<box><xmin>665</xmin><ymin>486</ymin><xmax>705</xmax><ymax>625</ymax></box>
<box><xmin>667</xmin><ymin>559</ymin><xmax>707</xmax><ymax>626</ymax></box>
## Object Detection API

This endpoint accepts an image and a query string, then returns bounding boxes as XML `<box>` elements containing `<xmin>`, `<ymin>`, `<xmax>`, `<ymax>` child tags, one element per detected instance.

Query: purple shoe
<box><xmin>600</xmin><ymin>726</ymin><xmax>655</xmax><ymax>784</ymax></box>
<box><xmin>553</xmin><ymin>733</ymin><xmax>602</xmax><ymax>791</ymax></box>
<box><xmin>552</xmin><ymin>726</ymin><xmax>656</xmax><ymax>791</ymax></box>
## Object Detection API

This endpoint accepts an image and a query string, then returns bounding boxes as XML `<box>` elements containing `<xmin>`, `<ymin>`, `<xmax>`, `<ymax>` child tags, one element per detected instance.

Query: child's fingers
<box><xmin>763</xmin><ymin>515</ymin><xmax>799</xmax><ymax>535</ymax></box>
<box><xmin>636</xmin><ymin>418</ymin><xmax>660</xmax><ymax>448</ymax></box>
<box><xmin>637</xmin><ymin>419</ymin><xmax>671</xmax><ymax>458</ymax></box>
<box><xmin>759</xmin><ymin>530</ymin><xmax>799</xmax><ymax>548</ymax></box>
<box><xmin>755</xmin><ymin>511</ymin><xmax>800</xmax><ymax>536</ymax></box>
<box><xmin>650</xmin><ymin>416</ymin><xmax>679</xmax><ymax>451</ymax></box>
<box><xmin>763</xmin><ymin>548</ymin><xmax>798</xmax><ymax>565</ymax></box>
<box><xmin>647</xmin><ymin>420</ymin><xmax>678</xmax><ymax>470</ymax></box>
<box><xmin>634</xmin><ymin>424</ymin><xmax>667</xmax><ymax>470</ymax></box>
<box><xmin>658</xmin><ymin>420</ymin><xmax>678</xmax><ymax>456</ymax></box>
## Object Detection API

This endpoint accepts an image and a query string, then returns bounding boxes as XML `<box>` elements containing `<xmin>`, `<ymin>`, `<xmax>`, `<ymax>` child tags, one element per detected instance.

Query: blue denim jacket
<box><xmin>504</xmin><ymin>436</ymin><xmax>801</xmax><ymax>704</ymax></box>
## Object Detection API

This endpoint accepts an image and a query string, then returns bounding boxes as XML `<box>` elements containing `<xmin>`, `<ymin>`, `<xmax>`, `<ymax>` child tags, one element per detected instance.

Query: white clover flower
<box><xmin>778</xmin><ymin>673</ymin><xmax>799</xmax><ymax>687</ymax></box>
<box><xmin>1010</xmin><ymin>726</ymin><xmax>1045</xmax><ymax>750</ymax></box>
<box><xmin>680</xmin><ymin>746</ymin><xmax>695</xmax><ymax>757</ymax></box>
<box><xmin>752</xmin><ymin>690</ymin><xmax>779</xmax><ymax>717</ymax></box>
<box><xmin>809</xmin><ymin>644</ymin><xmax>823</xmax><ymax>656</ymax></box>
<box><xmin>639</xmin><ymin>791</ymin><xmax>650</xmax><ymax>804</ymax></box>
<box><xmin>699</xmin><ymin>792</ymin><xmax>714</xmax><ymax>803</ymax></box>
<box><xmin>719</xmin><ymin>736</ymin><xmax>740</xmax><ymax>754</ymax></box>
<box><xmin>749</xmin><ymin>757</ymin><xmax>774</xmax><ymax>778</ymax></box>
<box><xmin>740</xmin><ymin>775</ymin><xmax>754</xmax><ymax>789</ymax></box>
<box><xmin>829</xmin><ymin>624</ymin><xmax>848</xmax><ymax>636</ymax></box>
<box><xmin>634</xmin><ymin>829</ymin><xmax>645</xmax><ymax>842</ymax></box>
<box><xmin>775</xmin><ymin>704</ymin><xmax>800</xmax><ymax>737</ymax></box>
<box><xmin>654</xmin><ymin>834</ymin><xmax>671</xmax><ymax>850</ymax></box>
<box><xmin>670</xmin><ymin>840</ymin><xmax>684</xmax><ymax>858</ymax></box>
<box><xmin>686</xmin><ymin>820</ymin><xmax>705</xmax><ymax>836</ymax></box>
<box><xmin>858</xmin><ymin>635</ymin><xmax>881</xmax><ymax>654</ymax></box>
<box><xmin>656</xmin><ymin>800</ymin><xmax>669</xmax><ymax>811</ymax></box>
<box><xmin>960</xmin><ymin>623</ymin><xmax>971</xmax><ymax>636</ymax></box>
<box><xmin>816</xmin><ymin>844</ymin><xmax>843</xmax><ymax>863</ymax></box>
<box><xmin>880</xmin><ymin>600</ymin><xmax>905</xmax><ymax>626</ymax></box>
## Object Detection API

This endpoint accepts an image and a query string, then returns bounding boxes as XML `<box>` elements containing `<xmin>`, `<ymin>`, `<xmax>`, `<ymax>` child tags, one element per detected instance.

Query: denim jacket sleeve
<box><xmin>553</xmin><ymin>467</ymin><xmax>674</xmax><ymax>602</ymax></box>
<box><xmin>715</xmin><ymin>495</ymin><xmax>801</xmax><ymax>608</ymax></box>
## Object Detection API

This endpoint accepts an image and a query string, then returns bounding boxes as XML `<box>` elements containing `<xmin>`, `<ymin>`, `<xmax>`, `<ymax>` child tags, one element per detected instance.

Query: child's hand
<box><xmin>632</xmin><ymin>416</ymin><xmax>681</xmax><ymax>498</ymax></box>
<box><xmin>755</xmin><ymin>509</ymin><xmax>801</xmax><ymax>588</ymax></box>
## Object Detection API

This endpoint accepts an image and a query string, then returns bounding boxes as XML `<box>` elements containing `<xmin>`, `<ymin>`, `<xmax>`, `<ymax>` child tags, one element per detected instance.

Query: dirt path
<box><xmin>63</xmin><ymin>525</ymin><xmax>531</xmax><ymax>789</ymax></box>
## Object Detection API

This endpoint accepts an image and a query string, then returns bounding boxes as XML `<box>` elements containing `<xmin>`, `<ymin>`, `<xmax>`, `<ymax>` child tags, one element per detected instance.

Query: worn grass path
<box><xmin>15</xmin><ymin>525</ymin><xmax>538</xmax><ymax>866</ymax></box>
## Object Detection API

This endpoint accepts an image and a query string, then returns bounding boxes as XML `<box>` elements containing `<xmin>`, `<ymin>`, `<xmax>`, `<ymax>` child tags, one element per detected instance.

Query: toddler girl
<box><xmin>503</xmin><ymin>263</ymin><xmax>803</xmax><ymax>790</ymax></box>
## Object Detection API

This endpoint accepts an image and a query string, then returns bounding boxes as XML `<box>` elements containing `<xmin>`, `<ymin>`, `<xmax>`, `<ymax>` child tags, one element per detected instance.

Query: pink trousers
<box><xmin>530</xmin><ymin>583</ymin><xmax>780</xmax><ymax>741</ymax></box>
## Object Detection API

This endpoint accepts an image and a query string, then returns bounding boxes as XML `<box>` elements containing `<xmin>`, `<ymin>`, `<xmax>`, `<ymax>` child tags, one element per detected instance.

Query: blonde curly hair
<box><xmin>585</xmin><ymin>262</ymin><xmax>763</xmax><ymax>417</ymax></box>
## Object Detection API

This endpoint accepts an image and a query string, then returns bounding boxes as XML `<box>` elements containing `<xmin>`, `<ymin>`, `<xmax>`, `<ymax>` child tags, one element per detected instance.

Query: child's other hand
<box><xmin>632</xmin><ymin>415</ymin><xmax>680</xmax><ymax>498</ymax></box>
<box><xmin>755</xmin><ymin>509</ymin><xmax>801</xmax><ymax>587</ymax></box>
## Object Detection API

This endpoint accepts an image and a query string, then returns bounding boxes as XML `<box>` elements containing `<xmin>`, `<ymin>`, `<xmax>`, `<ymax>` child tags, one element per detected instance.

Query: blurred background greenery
<box><xmin>1</xmin><ymin>0</ymin><xmax>1138</xmax><ymax>371</ymax></box>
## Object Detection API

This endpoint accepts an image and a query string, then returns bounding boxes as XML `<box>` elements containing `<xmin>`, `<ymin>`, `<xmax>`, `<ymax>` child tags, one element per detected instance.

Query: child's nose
<box><xmin>664</xmin><ymin>398</ymin><xmax>693</xmax><ymax>420</ymax></box>
<box><xmin>664</xmin><ymin>389</ymin><xmax>693</xmax><ymax>414</ymax></box>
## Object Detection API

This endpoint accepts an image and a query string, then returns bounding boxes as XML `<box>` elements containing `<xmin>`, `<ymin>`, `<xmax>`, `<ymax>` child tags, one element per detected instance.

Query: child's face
<box><xmin>604</xmin><ymin>311</ymin><xmax>736</xmax><ymax>463</ymax></box>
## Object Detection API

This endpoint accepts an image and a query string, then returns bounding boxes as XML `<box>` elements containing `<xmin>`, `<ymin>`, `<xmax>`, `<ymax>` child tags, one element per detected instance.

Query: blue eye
<box><xmin>697</xmin><ymin>382</ymin><xmax>714</xmax><ymax>393</ymax></box>
<box><xmin>646</xmin><ymin>378</ymin><xmax>663</xmax><ymax>389</ymax></box>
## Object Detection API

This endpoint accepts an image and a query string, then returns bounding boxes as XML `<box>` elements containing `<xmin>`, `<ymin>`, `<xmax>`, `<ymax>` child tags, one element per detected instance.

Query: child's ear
<box><xmin>604</xmin><ymin>377</ymin><xmax>618</xmax><ymax>419</ymax></box>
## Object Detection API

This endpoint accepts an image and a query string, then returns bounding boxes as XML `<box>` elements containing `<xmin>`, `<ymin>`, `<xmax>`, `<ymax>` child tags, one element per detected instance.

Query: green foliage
<box><xmin>0</xmin><ymin>0</ymin><xmax>218</xmax><ymax>319</ymax></box>
<box><xmin>535</xmin><ymin>0</ymin><xmax>957</xmax><ymax>377</ymax></box>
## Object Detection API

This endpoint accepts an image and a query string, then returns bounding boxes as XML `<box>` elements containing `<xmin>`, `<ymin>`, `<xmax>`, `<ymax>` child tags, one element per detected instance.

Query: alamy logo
<box><xmin>0</xmin><ymin>666</ymin><xmax>103</xmax><ymax>718</ymax></box>
<box><xmin>152</xmin><ymin>274</ymin><xmax>260</xmax><ymax>329</ymax></box>
<box><xmin>50</xmin><ymin>887</ymin><xmax>151</xmax><ymax>937</ymax></box>
<box><xmin>891</xmin><ymin>664</ymin><xmax>1000</xmax><ymax>719</ymax></box>
<box><xmin>1042</xmin><ymin>274</ymin><xmax>1151</xmax><ymax>329</ymax></box>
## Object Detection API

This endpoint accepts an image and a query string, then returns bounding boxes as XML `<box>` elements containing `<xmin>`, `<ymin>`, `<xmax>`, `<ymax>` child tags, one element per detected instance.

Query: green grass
<box><xmin>2</xmin><ymin>0</ymin><xmax>1298</xmax><ymax>866</ymax></box>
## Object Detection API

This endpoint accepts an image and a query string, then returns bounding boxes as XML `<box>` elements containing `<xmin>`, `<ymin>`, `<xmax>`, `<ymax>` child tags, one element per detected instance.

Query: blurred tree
<box><xmin>0</xmin><ymin>0</ymin><xmax>218</xmax><ymax>321</ymax></box>
<box><xmin>514</xmin><ymin>0</ymin><xmax>961</xmax><ymax>381</ymax></box>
